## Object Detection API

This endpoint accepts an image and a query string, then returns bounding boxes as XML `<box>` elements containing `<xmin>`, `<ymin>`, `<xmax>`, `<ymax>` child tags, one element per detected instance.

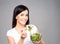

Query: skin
<box><xmin>7</xmin><ymin>10</ymin><xmax>44</xmax><ymax>44</ymax></box>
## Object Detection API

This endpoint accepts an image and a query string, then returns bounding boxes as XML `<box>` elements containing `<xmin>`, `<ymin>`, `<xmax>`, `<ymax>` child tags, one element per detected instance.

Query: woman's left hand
<box><xmin>33</xmin><ymin>40</ymin><xmax>40</xmax><ymax>44</ymax></box>
<box><xmin>33</xmin><ymin>39</ymin><xmax>44</xmax><ymax>44</ymax></box>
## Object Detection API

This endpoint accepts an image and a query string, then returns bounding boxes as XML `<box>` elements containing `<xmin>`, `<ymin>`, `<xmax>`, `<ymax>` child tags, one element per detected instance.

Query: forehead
<box><xmin>21</xmin><ymin>10</ymin><xmax>28</xmax><ymax>14</ymax></box>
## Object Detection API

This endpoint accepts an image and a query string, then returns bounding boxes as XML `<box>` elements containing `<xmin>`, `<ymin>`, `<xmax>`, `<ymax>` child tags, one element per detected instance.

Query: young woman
<box><xmin>7</xmin><ymin>5</ymin><xmax>44</xmax><ymax>44</ymax></box>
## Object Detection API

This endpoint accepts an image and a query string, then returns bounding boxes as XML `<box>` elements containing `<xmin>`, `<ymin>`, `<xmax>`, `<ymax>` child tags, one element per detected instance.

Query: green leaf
<box><xmin>28</xmin><ymin>26</ymin><xmax>33</xmax><ymax>31</ymax></box>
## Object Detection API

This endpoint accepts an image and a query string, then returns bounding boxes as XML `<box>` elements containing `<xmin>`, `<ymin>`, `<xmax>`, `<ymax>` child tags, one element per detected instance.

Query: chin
<box><xmin>21</xmin><ymin>23</ymin><xmax>26</xmax><ymax>25</ymax></box>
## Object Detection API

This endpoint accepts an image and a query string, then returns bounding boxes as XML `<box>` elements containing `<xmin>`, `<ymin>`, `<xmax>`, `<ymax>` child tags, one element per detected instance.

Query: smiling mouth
<box><xmin>22</xmin><ymin>20</ymin><xmax>27</xmax><ymax>23</ymax></box>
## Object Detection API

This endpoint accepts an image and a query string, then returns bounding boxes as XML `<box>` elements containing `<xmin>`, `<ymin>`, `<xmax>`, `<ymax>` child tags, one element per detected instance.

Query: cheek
<box><xmin>16</xmin><ymin>15</ymin><xmax>21</xmax><ymax>21</ymax></box>
<box><xmin>26</xmin><ymin>17</ymin><xmax>28</xmax><ymax>20</ymax></box>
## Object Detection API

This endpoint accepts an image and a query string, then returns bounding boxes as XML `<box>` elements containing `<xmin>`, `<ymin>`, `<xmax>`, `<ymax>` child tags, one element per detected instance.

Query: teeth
<box><xmin>22</xmin><ymin>21</ymin><xmax>27</xmax><ymax>23</ymax></box>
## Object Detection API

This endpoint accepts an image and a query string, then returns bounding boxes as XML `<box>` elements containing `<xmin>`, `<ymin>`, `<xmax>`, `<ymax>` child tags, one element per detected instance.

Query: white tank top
<box><xmin>7</xmin><ymin>24</ymin><xmax>37</xmax><ymax>44</ymax></box>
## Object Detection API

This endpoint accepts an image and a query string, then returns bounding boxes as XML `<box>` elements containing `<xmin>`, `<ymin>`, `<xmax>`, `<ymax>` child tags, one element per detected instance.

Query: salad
<box><xmin>27</xmin><ymin>25</ymin><xmax>42</xmax><ymax>42</ymax></box>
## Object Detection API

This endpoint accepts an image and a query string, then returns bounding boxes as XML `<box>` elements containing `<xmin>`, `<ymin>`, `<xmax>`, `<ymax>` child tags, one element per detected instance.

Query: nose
<box><xmin>23</xmin><ymin>15</ymin><xmax>28</xmax><ymax>20</ymax></box>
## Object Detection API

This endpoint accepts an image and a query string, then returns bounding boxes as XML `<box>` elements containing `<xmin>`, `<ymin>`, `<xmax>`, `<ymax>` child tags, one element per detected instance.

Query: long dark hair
<box><xmin>12</xmin><ymin>5</ymin><xmax>30</xmax><ymax>28</ymax></box>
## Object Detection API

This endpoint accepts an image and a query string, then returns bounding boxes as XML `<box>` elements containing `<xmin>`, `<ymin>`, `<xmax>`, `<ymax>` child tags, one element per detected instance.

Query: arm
<box><xmin>7</xmin><ymin>36</ymin><xmax>15</xmax><ymax>44</ymax></box>
<box><xmin>18</xmin><ymin>38</ymin><xmax>24</xmax><ymax>44</ymax></box>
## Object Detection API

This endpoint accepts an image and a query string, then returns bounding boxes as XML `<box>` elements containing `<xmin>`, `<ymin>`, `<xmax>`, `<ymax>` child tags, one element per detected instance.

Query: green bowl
<box><xmin>30</xmin><ymin>33</ymin><xmax>42</xmax><ymax>42</ymax></box>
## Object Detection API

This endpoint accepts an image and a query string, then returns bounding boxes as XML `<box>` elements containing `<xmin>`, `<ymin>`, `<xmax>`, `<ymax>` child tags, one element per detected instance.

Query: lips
<box><xmin>22</xmin><ymin>20</ymin><xmax>27</xmax><ymax>22</ymax></box>
<box><xmin>21</xmin><ymin>19</ymin><xmax>27</xmax><ymax>24</ymax></box>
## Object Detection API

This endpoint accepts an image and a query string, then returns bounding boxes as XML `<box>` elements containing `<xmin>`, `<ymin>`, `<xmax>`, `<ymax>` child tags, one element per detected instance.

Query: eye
<box><xmin>26</xmin><ymin>14</ymin><xmax>28</xmax><ymax>16</ymax></box>
<box><xmin>21</xmin><ymin>14</ymin><xmax>24</xmax><ymax>16</ymax></box>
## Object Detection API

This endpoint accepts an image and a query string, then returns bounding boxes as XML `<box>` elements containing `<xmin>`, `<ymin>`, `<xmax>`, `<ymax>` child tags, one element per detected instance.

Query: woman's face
<box><xmin>16</xmin><ymin>10</ymin><xmax>28</xmax><ymax>26</ymax></box>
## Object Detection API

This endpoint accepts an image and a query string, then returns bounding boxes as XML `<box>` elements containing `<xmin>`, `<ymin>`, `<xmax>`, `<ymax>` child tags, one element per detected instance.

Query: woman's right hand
<box><xmin>18</xmin><ymin>29</ymin><xmax>27</xmax><ymax>44</ymax></box>
<box><xmin>20</xmin><ymin>29</ymin><xmax>27</xmax><ymax>39</ymax></box>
